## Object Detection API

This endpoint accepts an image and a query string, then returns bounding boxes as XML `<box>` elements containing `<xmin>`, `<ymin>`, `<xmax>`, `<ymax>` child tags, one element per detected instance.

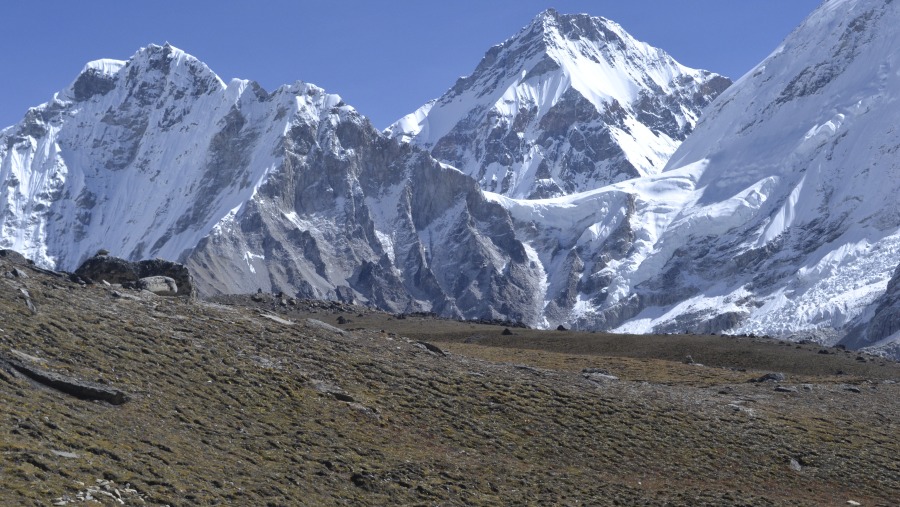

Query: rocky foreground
<box><xmin>1</xmin><ymin>251</ymin><xmax>898</xmax><ymax>506</ymax></box>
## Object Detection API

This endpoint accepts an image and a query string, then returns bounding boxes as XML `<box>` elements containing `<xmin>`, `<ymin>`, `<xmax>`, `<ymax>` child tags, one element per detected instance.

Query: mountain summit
<box><xmin>388</xmin><ymin>9</ymin><xmax>730</xmax><ymax>198</ymax></box>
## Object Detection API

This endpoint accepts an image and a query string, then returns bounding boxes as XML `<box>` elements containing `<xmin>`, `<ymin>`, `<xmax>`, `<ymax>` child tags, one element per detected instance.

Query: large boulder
<box><xmin>74</xmin><ymin>255</ymin><xmax>138</xmax><ymax>285</ymax></box>
<box><xmin>135</xmin><ymin>258</ymin><xmax>194</xmax><ymax>297</ymax></box>
<box><xmin>0</xmin><ymin>250</ymin><xmax>32</xmax><ymax>266</ymax></box>
<box><xmin>136</xmin><ymin>276</ymin><xmax>178</xmax><ymax>296</ymax></box>
<box><xmin>74</xmin><ymin>254</ymin><xmax>195</xmax><ymax>297</ymax></box>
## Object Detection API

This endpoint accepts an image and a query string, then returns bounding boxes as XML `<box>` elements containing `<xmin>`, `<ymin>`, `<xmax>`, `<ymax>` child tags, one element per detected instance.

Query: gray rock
<box><xmin>136</xmin><ymin>276</ymin><xmax>178</xmax><ymax>296</ymax></box>
<box><xmin>310</xmin><ymin>380</ymin><xmax>354</xmax><ymax>402</ymax></box>
<box><xmin>582</xmin><ymin>368</ymin><xmax>619</xmax><ymax>382</ymax></box>
<box><xmin>750</xmin><ymin>372</ymin><xmax>786</xmax><ymax>383</ymax></box>
<box><xmin>414</xmin><ymin>341</ymin><xmax>446</xmax><ymax>356</ymax></box>
<box><xmin>259</xmin><ymin>313</ymin><xmax>294</xmax><ymax>326</ymax></box>
<box><xmin>75</xmin><ymin>254</ymin><xmax>195</xmax><ymax>297</ymax></box>
<box><xmin>19</xmin><ymin>288</ymin><xmax>36</xmax><ymax>314</ymax></box>
<box><xmin>306</xmin><ymin>319</ymin><xmax>347</xmax><ymax>336</ymax></box>
<box><xmin>0</xmin><ymin>354</ymin><xmax>128</xmax><ymax>405</ymax></box>
<box><xmin>136</xmin><ymin>259</ymin><xmax>195</xmax><ymax>298</ymax></box>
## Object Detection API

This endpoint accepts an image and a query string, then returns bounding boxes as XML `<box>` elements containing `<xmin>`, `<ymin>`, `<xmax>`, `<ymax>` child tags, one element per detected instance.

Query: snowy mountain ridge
<box><xmin>388</xmin><ymin>9</ymin><xmax>730</xmax><ymax>199</ymax></box>
<box><xmin>479</xmin><ymin>0</ymin><xmax>900</xmax><ymax>356</ymax></box>
<box><xmin>0</xmin><ymin>43</ymin><xmax>545</xmax><ymax>323</ymax></box>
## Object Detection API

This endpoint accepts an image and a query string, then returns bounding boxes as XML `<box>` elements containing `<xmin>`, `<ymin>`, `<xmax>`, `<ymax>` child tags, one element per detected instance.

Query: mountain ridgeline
<box><xmin>2</xmin><ymin>1</ymin><xmax>900</xmax><ymax>358</ymax></box>
<box><xmin>388</xmin><ymin>9</ymin><xmax>730</xmax><ymax>199</ymax></box>
<box><xmin>0</xmin><ymin>44</ymin><xmax>544</xmax><ymax>323</ymax></box>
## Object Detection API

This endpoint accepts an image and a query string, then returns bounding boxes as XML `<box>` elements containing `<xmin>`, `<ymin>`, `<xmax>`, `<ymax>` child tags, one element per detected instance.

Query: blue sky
<box><xmin>1</xmin><ymin>1</ymin><xmax>821</xmax><ymax>130</ymax></box>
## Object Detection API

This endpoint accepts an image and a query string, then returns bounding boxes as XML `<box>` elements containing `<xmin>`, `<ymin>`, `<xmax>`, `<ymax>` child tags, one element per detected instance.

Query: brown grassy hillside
<box><xmin>1</xmin><ymin>253</ymin><xmax>898</xmax><ymax>506</ymax></box>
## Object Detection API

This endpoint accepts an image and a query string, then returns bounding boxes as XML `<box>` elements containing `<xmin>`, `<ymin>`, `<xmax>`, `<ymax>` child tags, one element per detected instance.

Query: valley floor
<box><xmin>1</xmin><ymin>255</ymin><xmax>898</xmax><ymax>506</ymax></box>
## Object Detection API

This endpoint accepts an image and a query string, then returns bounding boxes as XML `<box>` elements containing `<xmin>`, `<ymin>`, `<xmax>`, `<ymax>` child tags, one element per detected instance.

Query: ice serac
<box><xmin>388</xmin><ymin>9</ymin><xmax>730</xmax><ymax>199</ymax></box>
<box><xmin>488</xmin><ymin>0</ymin><xmax>900</xmax><ymax>356</ymax></box>
<box><xmin>0</xmin><ymin>44</ymin><xmax>545</xmax><ymax>325</ymax></box>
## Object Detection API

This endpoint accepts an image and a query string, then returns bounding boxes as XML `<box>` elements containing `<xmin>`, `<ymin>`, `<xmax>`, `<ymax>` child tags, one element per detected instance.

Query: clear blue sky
<box><xmin>1</xmin><ymin>1</ymin><xmax>821</xmax><ymax>130</ymax></box>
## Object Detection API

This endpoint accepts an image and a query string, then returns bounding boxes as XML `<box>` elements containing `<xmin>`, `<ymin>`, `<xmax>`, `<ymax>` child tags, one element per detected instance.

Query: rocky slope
<box><xmin>1</xmin><ymin>251</ymin><xmax>898</xmax><ymax>506</ymax></box>
<box><xmin>388</xmin><ymin>9</ymin><xmax>730</xmax><ymax>198</ymax></box>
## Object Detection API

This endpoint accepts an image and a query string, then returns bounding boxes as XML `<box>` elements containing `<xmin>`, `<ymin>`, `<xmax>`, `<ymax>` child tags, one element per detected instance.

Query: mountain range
<box><xmin>2</xmin><ymin>0</ymin><xmax>899</xmax><ymax>358</ymax></box>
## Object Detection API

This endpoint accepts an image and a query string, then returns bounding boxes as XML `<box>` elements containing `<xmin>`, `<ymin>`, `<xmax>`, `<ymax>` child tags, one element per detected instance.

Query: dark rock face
<box><xmin>72</xmin><ymin>68</ymin><xmax>118</xmax><ymax>102</ymax></box>
<box><xmin>74</xmin><ymin>255</ymin><xmax>138</xmax><ymax>285</ymax></box>
<box><xmin>0</xmin><ymin>249</ymin><xmax>31</xmax><ymax>266</ymax></box>
<box><xmin>860</xmin><ymin>264</ymin><xmax>900</xmax><ymax>342</ymax></box>
<box><xmin>187</xmin><ymin>106</ymin><xmax>544</xmax><ymax>325</ymax></box>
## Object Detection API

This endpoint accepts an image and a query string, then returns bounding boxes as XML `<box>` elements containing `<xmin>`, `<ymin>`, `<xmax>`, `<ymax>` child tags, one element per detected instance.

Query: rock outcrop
<box><xmin>74</xmin><ymin>253</ymin><xmax>194</xmax><ymax>297</ymax></box>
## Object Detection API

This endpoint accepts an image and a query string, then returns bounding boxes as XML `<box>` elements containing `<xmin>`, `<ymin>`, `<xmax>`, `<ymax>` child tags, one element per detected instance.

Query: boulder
<box><xmin>749</xmin><ymin>372</ymin><xmax>786</xmax><ymax>383</ymax></box>
<box><xmin>0</xmin><ymin>249</ymin><xmax>31</xmax><ymax>266</ymax></box>
<box><xmin>136</xmin><ymin>258</ymin><xmax>195</xmax><ymax>297</ymax></box>
<box><xmin>74</xmin><ymin>254</ymin><xmax>195</xmax><ymax>297</ymax></box>
<box><xmin>582</xmin><ymin>368</ymin><xmax>619</xmax><ymax>382</ymax></box>
<box><xmin>74</xmin><ymin>255</ymin><xmax>138</xmax><ymax>284</ymax></box>
<box><xmin>414</xmin><ymin>341</ymin><xmax>446</xmax><ymax>356</ymax></box>
<box><xmin>137</xmin><ymin>276</ymin><xmax>178</xmax><ymax>296</ymax></box>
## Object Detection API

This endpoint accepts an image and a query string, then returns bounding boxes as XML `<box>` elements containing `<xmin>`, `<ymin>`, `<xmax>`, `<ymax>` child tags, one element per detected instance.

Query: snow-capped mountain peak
<box><xmin>0</xmin><ymin>43</ymin><xmax>545</xmax><ymax>325</ymax></box>
<box><xmin>388</xmin><ymin>10</ymin><xmax>730</xmax><ymax>198</ymax></box>
<box><xmin>477</xmin><ymin>0</ymin><xmax>900</xmax><ymax>358</ymax></box>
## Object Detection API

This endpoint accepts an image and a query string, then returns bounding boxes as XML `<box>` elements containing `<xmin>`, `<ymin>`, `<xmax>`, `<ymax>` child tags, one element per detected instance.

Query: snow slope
<box><xmin>0</xmin><ymin>44</ymin><xmax>274</xmax><ymax>268</ymax></box>
<box><xmin>388</xmin><ymin>9</ymin><xmax>730</xmax><ymax>199</ymax></box>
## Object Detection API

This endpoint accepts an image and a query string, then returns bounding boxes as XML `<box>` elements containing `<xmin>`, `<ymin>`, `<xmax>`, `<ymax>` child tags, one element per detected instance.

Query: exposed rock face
<box><xmin>389</xmin><ymin>9</ymin><xmax>730</xmax><ymax>199</ymax></box>
<box><xmin>0</xmin><ymin>249</ymin><xmax>31</xmax><ymax>266</ymax></box>
<box><xmin>186</xmin><ymin>112</ymin><xmax>544</xmax><ymax>323</ymax></box>
<box><xmin>74</xmin><ymin>255</ymin><xmax>138</xmax><ymax>285</ymax></box>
